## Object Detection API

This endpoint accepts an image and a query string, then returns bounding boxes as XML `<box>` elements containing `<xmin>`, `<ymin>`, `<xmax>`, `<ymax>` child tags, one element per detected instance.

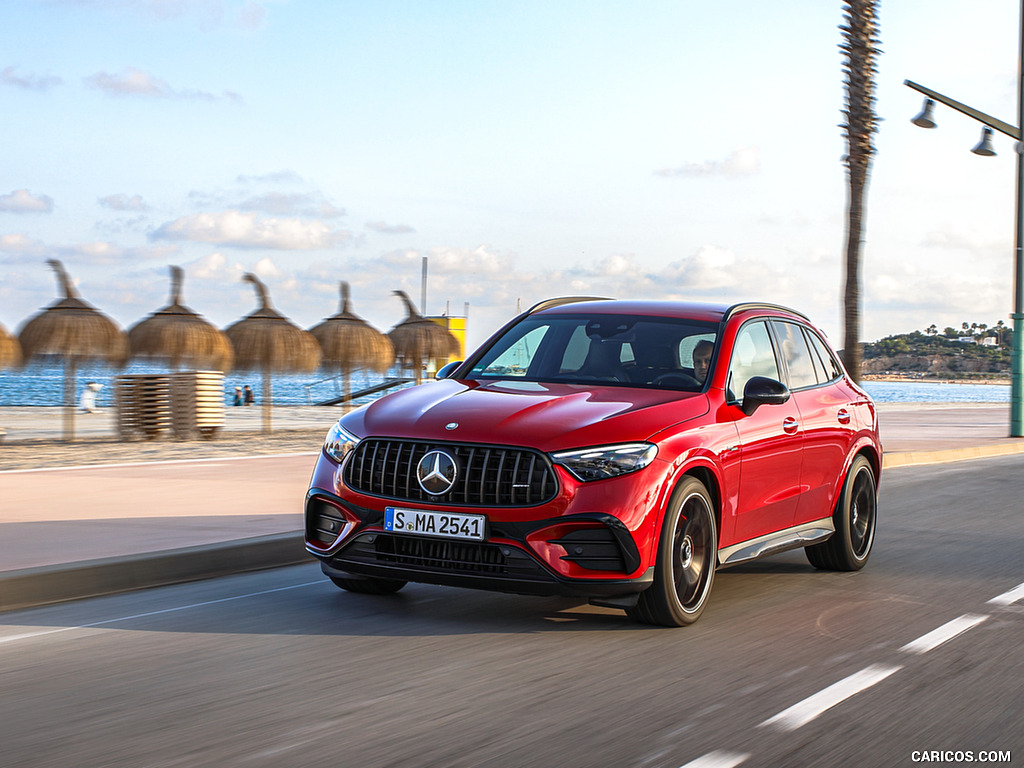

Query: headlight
<box><xmin>324</xmin><ymin>421</ymin><xmax>361</xmax><ymax>463</ymax></box>
<box><xmin>550</xmin><ymin>442</ymin><xmax>658</xmax><ymax>482</ymax></box>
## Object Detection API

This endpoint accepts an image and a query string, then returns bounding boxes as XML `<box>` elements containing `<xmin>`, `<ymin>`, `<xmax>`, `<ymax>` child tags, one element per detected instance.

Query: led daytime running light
<box><xmin>324</xmin><ymin>421</ymin><xmax>361</xmax><ymax>463</ymax></box>
<box><xmin>551</xmin><ymin>442</ymin><xmax>657</xmax><ymax>482</ymax></box>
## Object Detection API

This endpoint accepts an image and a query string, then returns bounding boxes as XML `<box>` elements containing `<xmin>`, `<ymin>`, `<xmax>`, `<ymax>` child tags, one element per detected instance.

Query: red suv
<box><xmin>305</xmin><ymin>298</ymin><xmax>880</xmax><ymax>626</ymax></box>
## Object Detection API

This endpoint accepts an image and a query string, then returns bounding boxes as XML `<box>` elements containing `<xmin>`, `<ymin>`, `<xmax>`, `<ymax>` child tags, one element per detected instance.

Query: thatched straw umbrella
<box><xmin>128</xmin><ymin>266</ymin><xmax>233</xmax><ymax>371</ymax></box>
<box><xmin>388</xmin><ymin>290</ymin><xmax>460</xmax><ymax>384</ymax></box>
<box><xmin>224</xmin><ymin>273</ymin><xmax>320</xmax><ymax>433</ymax></box>
<box><xmin>0</xmin><ymin>322</ymin><xmax>21</xmax><ymax>369</ymax></box>
<box><xmin>16</xmin><ymin>260</ymin><xmax>128</xmax><ymax>441</ymax></box>
<box><xmin>309</xmin><ymin>282</ymin><xmax>394</xmax><ymax>411</ymax></box>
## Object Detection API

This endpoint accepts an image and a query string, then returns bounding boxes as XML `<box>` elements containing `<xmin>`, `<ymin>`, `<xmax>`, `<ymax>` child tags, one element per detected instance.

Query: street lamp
<box><xmin>905</xmin><ymin>13</ymin><xmax>1024</xmax><ymax>438</ymax></box>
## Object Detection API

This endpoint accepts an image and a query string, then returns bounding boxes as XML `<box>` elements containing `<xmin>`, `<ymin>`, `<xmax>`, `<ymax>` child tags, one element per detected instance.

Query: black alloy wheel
<box><xmin>805</xmin><ymin>454</ymin><xmax>877</xmax><ymax>571</ymax></box>
<box><xmin>628</xmin><ymin>476</ymin><xmax>717</xmax><ymax>626</ymax></box>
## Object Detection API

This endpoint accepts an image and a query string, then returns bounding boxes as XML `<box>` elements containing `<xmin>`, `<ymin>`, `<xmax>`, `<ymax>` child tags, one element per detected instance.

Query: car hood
<box><xmin>343</xmin><ymin>378</ymin><xmax>709</xmax><ymax>452</ymax></box>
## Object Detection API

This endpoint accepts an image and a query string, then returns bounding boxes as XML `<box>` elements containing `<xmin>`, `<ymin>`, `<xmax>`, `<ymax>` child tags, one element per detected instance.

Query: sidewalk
<box><xmin>2</xmin><ymin>402</ymin><xmax>1023</xmax><ymax>612</ymax></box>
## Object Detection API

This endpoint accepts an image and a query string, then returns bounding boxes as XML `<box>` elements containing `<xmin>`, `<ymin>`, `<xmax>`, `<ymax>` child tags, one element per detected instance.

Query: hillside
<box><xmin>860</xmin><ymin>325</ymin><xmax>1012</xmax><ymax>380</ymax></box>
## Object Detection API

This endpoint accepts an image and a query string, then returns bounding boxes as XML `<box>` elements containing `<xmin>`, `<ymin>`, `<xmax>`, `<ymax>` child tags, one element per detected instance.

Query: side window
<box><xmin>727</xmin><ymin>321</ymin><xmax>780</xmax><ymax>400</ymax></box>
<box><xmin>771</xmin><ymin>321</ymin><xmax>818</xmax><ymax>390</ymax></box>
<box><xmin>475</xmin><ymin>325</ymin><xmax>549</xmax><ymax>377</ymax></box>
<box><xmin>805</xmin><ymin>330</ymin><xmax>843</xmax><ymax>382</ymax></box>
<box><xmin>679</xmin><ymin>333</ymin><xmax>716</xmax><ymax>368</ymax></box>
<box><xmin>804</xmin><ymin>328</ymin><xmax>830</xmax><ymax>384</ymax></box>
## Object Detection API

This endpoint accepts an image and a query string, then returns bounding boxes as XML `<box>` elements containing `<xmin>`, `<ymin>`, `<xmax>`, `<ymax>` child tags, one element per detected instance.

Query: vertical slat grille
<box><xmin>343</xmin><ymin>439</ymin><xmax>557</xmax><ymax>507</ymax></box>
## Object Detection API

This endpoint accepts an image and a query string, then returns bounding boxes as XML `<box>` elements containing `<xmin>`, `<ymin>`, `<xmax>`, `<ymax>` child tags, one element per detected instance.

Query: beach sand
<box><xmin>0</xmin><ymin>406</ymin><xmax>334</xmax><ymax>471</ymax></box>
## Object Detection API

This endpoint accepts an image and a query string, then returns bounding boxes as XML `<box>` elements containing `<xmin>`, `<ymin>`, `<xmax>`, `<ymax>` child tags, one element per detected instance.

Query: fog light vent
<box><xmin>549</xmin><ymin>527</ymin><xmax>626</xmax><ymax>572</ymax></box>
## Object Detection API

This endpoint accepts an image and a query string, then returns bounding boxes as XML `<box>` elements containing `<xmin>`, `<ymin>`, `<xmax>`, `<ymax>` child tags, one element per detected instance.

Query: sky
<box><xmin>2</xmin><ymin>0</ymin><xmax>1023</xmax><ymax>352</ymax></box>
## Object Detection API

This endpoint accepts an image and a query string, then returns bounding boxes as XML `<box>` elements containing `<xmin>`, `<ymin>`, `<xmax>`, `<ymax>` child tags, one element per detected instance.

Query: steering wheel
<box><xmin>652</xmin><ymin>373</ymin><xmax>700</xmax><ymax>388</ymax></box>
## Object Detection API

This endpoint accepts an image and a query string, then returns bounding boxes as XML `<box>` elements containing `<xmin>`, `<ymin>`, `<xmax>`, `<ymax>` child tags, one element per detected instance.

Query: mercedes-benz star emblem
<box><xmin>416</xmin><ymin>450</ymin><xmax>458</xmax><ymax>495</ymax></box>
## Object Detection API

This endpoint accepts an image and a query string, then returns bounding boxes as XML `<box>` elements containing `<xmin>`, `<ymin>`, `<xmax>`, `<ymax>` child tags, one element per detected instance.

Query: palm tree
<box><xmin>840</xmin><ymin>0</ymin><xmax>881</xmax><ymax>382</ymax></box>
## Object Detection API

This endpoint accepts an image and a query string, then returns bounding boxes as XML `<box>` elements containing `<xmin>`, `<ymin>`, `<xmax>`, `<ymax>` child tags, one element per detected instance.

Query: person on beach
<box><xmin>243</xmin><ymin>385</ymin><xmax>254</xmax><ymax>406</ymax></box>
<box><xmin>79</xmin><ymin>382</ymin><xmax>102</xmax><ymax>413</ymax></box>
<box><xmin>232</xmin><ymin>387</ymin><xmax>243</xmax><ymax>406</ymax></box>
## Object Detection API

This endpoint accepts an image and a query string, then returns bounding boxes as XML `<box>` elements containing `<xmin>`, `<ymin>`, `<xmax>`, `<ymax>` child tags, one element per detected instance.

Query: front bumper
<box><xmin>305</xmin><ymin>442</ymin><xmax>661</xmax><ymax>598</ymax></box>
<box><xmin>306</xmin><ymin>488</ymin><xmax>654</xmax><ymax>598</ymax></box>
<box><xmin>318</xmin><ymin>533</ymin><xmax>654</xmax><ymax>598</ymax></box>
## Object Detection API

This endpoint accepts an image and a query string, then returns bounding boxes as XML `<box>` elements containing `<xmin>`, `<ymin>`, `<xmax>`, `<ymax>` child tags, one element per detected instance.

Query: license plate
<box><xmin>383</xmin><ymin>507</ymin><xmax>486</xmax><ymax>541</ymax></box>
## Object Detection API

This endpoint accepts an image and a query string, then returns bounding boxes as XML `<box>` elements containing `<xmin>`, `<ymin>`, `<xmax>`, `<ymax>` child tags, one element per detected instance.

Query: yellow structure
<box><xmin>428</xmin><ymin>314</ymin><xmax>467</xmax><ymax>361</ymax></box>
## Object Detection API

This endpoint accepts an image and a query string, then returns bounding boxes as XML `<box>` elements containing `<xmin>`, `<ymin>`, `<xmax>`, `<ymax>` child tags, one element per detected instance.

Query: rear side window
<box><xmin>771</xmin><ymin>321</ymin><xmax>818</xmax><ymax>390</ymax></box>
<box><xmin>727</xmin><ymin>321</ymin><xmax>780</xmax><ymax>400</ymax></box>
<box><xmin>805</xmin><ymin>330</ymin><xmax>843</xmax><ymax>383</ymax></box>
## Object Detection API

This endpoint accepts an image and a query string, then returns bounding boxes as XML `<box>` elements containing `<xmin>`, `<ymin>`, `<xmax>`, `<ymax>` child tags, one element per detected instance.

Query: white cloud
<box><xmin>655</xmin><ymin>146</ymin><xmax>761</xmax><ymax>178</ymax></box>
<box><xmin>0</xmin><ymin>189</ymin><xmax>54</xmax><ymax>213</ymax></box>
<box><xmin>366</xmin><ymin>221</ymin><xmax>416</xmax><ymax>235</ymax></box>
<box><xmin>84</xmin><ymin>67</ymin><xmax>241</xmax><ymax>102</ymax></box>
<box><xmin>253</xmin><ymin>256</ymin><xmax>281</xmax><ymax>278</ymax></box>
<box><xmin>1</xmin><ymin>66</ymin><xmax>61</xmax><ymax>91</ymax></box>
<box><xmin>187</xmin><ymin>251</ymin><xmax>245</xmax><ymax>280</ymax></box>
<box><xmin>150</xmin><ymin>210</ymin><xmax>353</xmax><ymax>250</ymax></box>
<box><xmin>239</xmin><ymin>192</ymin><xmax>345</xmax><ymax>219</ymax></box>
<box><xmin>99</xmin><ymin>193</ymin><xmax>150</xmax><ymax>212</ymax></box>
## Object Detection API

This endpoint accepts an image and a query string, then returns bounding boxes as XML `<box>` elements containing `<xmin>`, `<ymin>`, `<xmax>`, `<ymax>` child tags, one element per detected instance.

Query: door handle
<box><xmin>783</xmin><ymin>416</ymin><xmax>799</xmax><ymax>434</ymax></box>
<box><xmin>837</xmin><ymin>409</ymin><xmax>851</xmax><ymax>425</ymax></box>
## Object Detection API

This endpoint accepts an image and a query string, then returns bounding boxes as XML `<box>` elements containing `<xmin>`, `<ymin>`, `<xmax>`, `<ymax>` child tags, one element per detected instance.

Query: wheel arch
<box><xmin>848</xmin><ymin>438</ymin><xmax>882</xmax><ymax>488</ymax></box>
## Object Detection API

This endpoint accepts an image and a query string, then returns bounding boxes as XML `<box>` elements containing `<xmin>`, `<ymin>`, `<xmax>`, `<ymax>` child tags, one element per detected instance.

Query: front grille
<box><xmin>344</xmin><ymin>439</ymin><xmax>558</xmax><ymax>506</ymax></box>
<box><xmin>338</xmin><ymin>533</ymin><xmax>551</xmax><ymax>581</ymax></box>
<box><xmin>376</xmin><ymin>536</ymin><xmax>506</xmax><ymax>573</ymax></box>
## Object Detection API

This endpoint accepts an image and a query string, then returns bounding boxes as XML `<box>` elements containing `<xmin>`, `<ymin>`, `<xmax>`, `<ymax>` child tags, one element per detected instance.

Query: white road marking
<box><xmin>0</xmin><ymin>580</ymin><xmax>322</xmax><ymax>644</ymax></box>
<box><xmin>679</xmin><ymin>751</ymin><xmax>750</xmax><ymax>768</ymax></box>
<box><xmin>0</xmin><ymin>452</ymin><xmax>318</xmax><ymax>475</ymax></box>
<box><xmin>988</xmin><ymin>581</ymin><xmax>1024</xmax><ymax>606</ymax></box>
<box><xmin>759</xmin><ymin>664</ymin><xmax>902</xmax><ymax>732</ymax></box>
<box><xmin>899</xmin><ymin>614</ymin><xmax>988</xmax><ymax>655</ymax></box>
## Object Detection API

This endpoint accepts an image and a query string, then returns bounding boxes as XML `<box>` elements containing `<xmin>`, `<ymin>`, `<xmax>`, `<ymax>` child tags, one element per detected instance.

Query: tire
<box><xmin>329</xmin><ymin>573</ymin><xmax>407</xmax><ymax>595</ymax></box>
<box><xmin>805</xmin><ymin>454</ymin><xmax>877</xmax><ymax>571</ymax></box>
<box><xmin>627</xmin><ymin>476</ymin><xmax>717</xmax><ymax>627</ymax></box>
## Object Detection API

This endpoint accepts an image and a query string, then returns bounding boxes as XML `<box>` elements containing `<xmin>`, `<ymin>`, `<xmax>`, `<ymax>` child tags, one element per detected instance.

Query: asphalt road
<box><xmin>2</xmin><ymin>457</ymin><xmax>1023</xmax><ymax>768</ymax></box>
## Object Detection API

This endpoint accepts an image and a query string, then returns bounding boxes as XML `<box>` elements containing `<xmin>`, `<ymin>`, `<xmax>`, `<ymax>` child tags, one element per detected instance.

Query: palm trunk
<box><xmin>840</xmin><ymin>0</ymin><xmax>880</xmax><ymax>384</ymax></box>
<box><xmin>262</xmin><ymin>370</ymin><xmax>272</xmax><ymax>434</ymax></box>
<box><xmin>843</xmin><ymin>168</ymin><xmax>866</xmax><ymax>382</ymax></box>
<box><xmin>64</xmin><ymin>357</ymin><xmax>77</xmax><ymax>442</ymax></box>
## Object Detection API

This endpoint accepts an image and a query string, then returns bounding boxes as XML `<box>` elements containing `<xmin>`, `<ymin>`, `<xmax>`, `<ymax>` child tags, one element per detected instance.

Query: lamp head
<box><xmin>911</xmin><ymin>98</ymin><xmax>937</xmax><ymax>129</ymax></box>
<box><xmin>971</xmin><ymin>126</ymin><xmax>996</xmax><ymax>157</ymax></box>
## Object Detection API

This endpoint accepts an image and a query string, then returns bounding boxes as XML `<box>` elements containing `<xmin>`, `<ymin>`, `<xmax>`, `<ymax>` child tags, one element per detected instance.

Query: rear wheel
<box><xmin>806</xmin><ymin>454</ymin><xmax>877</xmax><ymax>571</ymax></box>
<box><xmin>627</xmin><ymin>476</ymin><xmax>717</xmax><ymax>626</ymax></box>
<box><xmin>328</xmin><ymin>573</ymin><xmax>407</xmax><ymax>595</ymax></box>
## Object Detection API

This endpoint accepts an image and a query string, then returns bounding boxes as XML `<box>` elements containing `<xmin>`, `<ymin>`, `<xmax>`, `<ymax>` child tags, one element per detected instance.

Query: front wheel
<box><xmin>627</xmin><ymin>476</ymin><xmax>717</xmax><ymax>626</ymax></box>
<box><xmin>805</xmin><ymin>454</ymin><xmax>877</xmax><ymax>571</ymax></box>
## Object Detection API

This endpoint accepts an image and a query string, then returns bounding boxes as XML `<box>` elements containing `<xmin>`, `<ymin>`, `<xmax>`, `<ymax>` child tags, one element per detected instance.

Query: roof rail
<box><xmin>723</xmin><ymin>302</ymin><xmax>810</xmax><ymax>323</ymax></box>
<box><xmin>525</xmin><ymin>296</ymin><xmax>613</xmax><ymax>314</ymax></box>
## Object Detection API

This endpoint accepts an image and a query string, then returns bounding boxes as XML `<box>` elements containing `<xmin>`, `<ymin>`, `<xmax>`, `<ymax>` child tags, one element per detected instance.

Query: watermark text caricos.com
<box><xmin>911</xmin><ymin>751</ymin><xmax>1011</xmax><ymax>763</ymax></box>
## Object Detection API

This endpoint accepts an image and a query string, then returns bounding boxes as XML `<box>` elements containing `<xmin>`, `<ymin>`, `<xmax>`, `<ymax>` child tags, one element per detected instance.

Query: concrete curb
<box><xmin>883</xmin><ymin>441</ymin><xmax>1024</xmax><ymax>469</ymax></box>
<box><xmin>0</xmin><ymin>533</ymin><xmax>311</xmax><ymax>613</ymax></box>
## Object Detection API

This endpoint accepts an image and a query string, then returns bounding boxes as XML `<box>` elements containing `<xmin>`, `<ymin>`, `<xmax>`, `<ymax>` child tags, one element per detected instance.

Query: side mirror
<box><xmin>740</xmin><ymin>376</ymin><xmax>790</xmax><ymax>416</ymax></box>
<box><xmin>435</xmin><ymin>360</ymin><xmax>464</xmax><ymax>380</ymax></box>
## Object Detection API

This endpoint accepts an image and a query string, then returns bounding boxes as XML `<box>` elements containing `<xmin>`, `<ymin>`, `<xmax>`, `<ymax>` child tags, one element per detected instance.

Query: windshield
<box><xmin>466</xmin><ymin>314</ymin><xmax>718</xmax><ymax>391</ymax></box>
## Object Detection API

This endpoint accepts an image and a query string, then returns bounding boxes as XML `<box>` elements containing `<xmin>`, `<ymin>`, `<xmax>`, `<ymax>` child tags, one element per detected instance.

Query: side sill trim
<box><xmin>717</xmin><ymin>518</ymin><xmax>835</xmax><ymax>567</ymax></box>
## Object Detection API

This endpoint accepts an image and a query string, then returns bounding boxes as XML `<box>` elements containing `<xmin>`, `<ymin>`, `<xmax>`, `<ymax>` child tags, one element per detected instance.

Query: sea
<box><xmin>0</xmin><ymin>362</ymin><xmax>1011</xmax><ymax>408</ymax></box>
